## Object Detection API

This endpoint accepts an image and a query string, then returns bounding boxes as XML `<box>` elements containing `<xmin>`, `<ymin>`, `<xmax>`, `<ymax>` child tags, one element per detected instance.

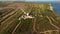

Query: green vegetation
<box><xmin>0</xmin><ymin>2</ymin><xmax>60</xmax><ymax>34</ymax></box>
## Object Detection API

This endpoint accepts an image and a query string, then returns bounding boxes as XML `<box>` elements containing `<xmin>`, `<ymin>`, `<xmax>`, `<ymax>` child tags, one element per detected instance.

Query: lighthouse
<box><xmin>49</xmin><ymin>4</ymin><xmax>53</xmax><ymax>11</ymax></box>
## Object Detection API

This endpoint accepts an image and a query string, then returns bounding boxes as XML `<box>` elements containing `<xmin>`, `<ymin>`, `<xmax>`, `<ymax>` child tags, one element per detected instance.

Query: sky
<box><xmin>26</xmin><ymin>0</ymin><xmax>60</xmax><ymax>1</ymax></box>
<box><xmin>0</xmin><ymin>0</ymin><xmax>60</xmax><ymax>1</ymax></box>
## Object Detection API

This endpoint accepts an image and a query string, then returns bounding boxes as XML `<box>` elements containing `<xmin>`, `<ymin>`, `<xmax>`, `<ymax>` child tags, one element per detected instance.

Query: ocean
<box><xmin>51</xmin><ymin>2</ymin><xmax>60</xmax><ymax>16</ymax></box>
<box><xmin>37</xmin><ymin>1</ymin><xmax>60</xmax><ymax>15</ymax></box>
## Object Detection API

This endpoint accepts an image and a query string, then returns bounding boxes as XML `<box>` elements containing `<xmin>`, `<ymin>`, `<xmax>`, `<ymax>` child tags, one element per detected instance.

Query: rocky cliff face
<box><xmin>0</xmin><ymin>2</ymin><xmax>60</xmax><ymax>34</ymax></box>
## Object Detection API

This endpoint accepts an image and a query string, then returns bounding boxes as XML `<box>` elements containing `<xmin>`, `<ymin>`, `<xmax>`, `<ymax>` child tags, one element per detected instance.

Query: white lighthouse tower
<box><xmin>49</xmin><ymin>4</ymin><xmax>53</xmax><ymax>11</ymax></box>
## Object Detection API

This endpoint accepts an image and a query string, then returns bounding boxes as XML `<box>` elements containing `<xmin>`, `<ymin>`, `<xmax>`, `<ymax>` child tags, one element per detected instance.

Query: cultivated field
<box><xmin>0</xmin><ymin>2</ymin><xmax>60</xmax><ymax>34</ymax></box>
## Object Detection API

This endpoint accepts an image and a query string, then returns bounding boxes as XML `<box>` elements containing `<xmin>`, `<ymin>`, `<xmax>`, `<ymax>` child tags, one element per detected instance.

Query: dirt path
<box><xmin>12</xmin><ymin>21</ymin><xmax>21</xmax><ymax>34</ymax></box>
<box><xmin>0</xmin><ymin>20</ymin><xmax>15</xmax><ymax>32</ymax></box>
<box><xmin>20</xmin><ymin>8</ymin><xmax>26</xmax><ymax>14</ymax></box>
<box><xmin>1</xmin><ymin>8</ymin><xmax>18</xmax><ymax>24</ymax></box>
<box><xmin>32</xmin><ymin>18</ymin><xmax>36</xmax><ymax>34</ymax></box>
<box><xmin>46</xmin><ymin>16</ymin><xmax>60</xmax><ymax>30</ymax></box>
<box><xmin>1</xmin><ymin>8</ymin><xmax>18</xmax><ymax>23</ymax></box>
<box><xmin>40</xmin><ymin>30</ymin><xmax>60</xmax><ymax>34</ymax></box>
<box><xmin>0</xmin><ymin>8</ymin><xmax>19</xmax><ymax>29</ymax></box>
<box><xmin>0</xmin><ymin>8</ymin><xmax>20</xmax><ymax>32</ymax></box>
<box><xmin>50</xmin><ymin>17</ymin><xmax>58</xmax><ymax>24</ymax></box>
